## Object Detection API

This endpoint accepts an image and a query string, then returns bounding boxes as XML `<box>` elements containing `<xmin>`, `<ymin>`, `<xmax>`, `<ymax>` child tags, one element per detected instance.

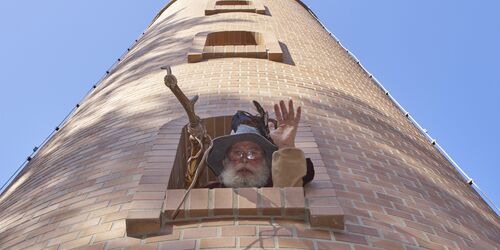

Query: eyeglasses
<box><xmin>228</xmin><ymin>150</ymin><xmax>263</xmax><ymax>161</ymax></box>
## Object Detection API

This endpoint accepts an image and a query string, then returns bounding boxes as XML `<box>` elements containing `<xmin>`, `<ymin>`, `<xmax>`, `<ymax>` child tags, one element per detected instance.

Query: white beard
<box><xmin>220</xmin><ymin>158</ymin><xmax>270</xmax><ymax>188</ymax></box>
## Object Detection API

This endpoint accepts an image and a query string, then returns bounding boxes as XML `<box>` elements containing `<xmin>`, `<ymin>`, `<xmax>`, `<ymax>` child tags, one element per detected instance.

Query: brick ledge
<box><xmin>126</xmin><ymin>187</ymin><xmax>344</xmax><ymax>237</ymax></box>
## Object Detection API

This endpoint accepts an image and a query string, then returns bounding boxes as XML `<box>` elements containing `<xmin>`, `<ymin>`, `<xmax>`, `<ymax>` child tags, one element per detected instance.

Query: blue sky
<box><xmin>0</xmin><ymin>1</ymin><xmax>498</xmax><ymax>213</ymax></box>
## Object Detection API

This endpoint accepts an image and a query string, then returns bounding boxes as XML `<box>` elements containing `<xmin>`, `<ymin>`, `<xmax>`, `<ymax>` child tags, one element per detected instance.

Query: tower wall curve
<box><xmin>1</xmin><ymin>0</ymin><xmax>498</xmax><ymax>249</ymax></box>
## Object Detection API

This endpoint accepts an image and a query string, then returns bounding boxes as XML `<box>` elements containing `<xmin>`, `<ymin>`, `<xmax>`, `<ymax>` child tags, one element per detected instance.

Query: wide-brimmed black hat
<box><xmin>207</xmin><ymin>124</ymin><xmax>277</xmax><ymax>176</ymax></box>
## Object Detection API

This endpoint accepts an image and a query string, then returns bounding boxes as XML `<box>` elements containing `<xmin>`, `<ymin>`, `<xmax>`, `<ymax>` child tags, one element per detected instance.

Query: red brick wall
<box><xmin>0</xmin><ymin>0</ymin><xmax>498</xmax><ymax>249</ymax></box>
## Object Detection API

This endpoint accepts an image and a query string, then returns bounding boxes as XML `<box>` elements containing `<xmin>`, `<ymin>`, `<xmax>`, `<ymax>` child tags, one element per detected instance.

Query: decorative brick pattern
<box><xmin>129</xmin><ymin>186</ymin><xmax>342</xmax><ymax>236</ymax></box>
<box><xmin>126</xmin><ymin>186</ymin><xmax>343</xmax><ymax>237</ymax></box>
<box><xmin>163</xmin><ymin>187</ymin><xmax>307</xmax><ymax>222</ymax></box>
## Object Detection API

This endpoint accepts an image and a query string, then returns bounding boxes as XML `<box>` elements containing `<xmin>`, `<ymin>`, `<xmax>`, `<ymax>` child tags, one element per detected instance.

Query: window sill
<box><xmin>126</xmin><ymin>187</ymin><xmax>344</xmax><ymax>237</ymax></box>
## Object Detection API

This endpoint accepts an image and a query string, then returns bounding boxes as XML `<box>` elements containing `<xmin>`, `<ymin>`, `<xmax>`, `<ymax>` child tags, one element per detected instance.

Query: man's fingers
<box><xmin>274</xmin><ymin>99</ymin><xmax>300</xmax><ymax>124</ymax></box>
<box><xmin>274</xmin><ymin>104</ymin><xmax>283</xmax><ymax>121</ymax></box>
<box><xmin>295</xmin><ymin>106</ymin><xmax>302</xmax><ymax>124</ymax></box>
<box><xmin>288</xmin><ymin>99</ymin><xmax>295</xmax><ymax>120</ymax></box>
<box><xmin>279</xmin><ymin>100</ymin><xmax>288</xmax><ymax>120</ymax></box>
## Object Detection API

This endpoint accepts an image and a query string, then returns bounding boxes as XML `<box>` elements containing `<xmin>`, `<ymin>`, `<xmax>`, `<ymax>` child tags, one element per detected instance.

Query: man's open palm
<box><xmin>270</xmin><ymin>99</ymin><xmax>301</xmax><ymax>148</ymax></box>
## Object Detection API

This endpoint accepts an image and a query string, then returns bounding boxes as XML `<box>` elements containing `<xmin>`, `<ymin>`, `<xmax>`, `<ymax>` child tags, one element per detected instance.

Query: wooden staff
<box><xmin>162</xmin><ymin>66</ymin><xmax>212</xmax><ymax>219</ymax></box>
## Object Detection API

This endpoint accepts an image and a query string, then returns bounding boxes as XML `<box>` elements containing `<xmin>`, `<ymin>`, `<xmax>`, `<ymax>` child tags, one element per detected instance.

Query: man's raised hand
<box><xmin>270</xmin><ymin>99</ymin><xmax>301</xmax><ymax>149</ymax></box>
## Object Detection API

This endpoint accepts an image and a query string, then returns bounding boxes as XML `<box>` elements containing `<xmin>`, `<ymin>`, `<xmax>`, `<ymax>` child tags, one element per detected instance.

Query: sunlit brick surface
<box><xmin>1</xmin><ymin>0</ymin><xmax>499</xmax><ymax>249</ymax></box>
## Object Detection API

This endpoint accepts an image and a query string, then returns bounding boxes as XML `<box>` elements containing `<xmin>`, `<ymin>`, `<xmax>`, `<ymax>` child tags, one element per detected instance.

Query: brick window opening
<box><xmin>126</xmin><ymin>116</ymin><xmax>345</xmax><ymax>237</ymax></box>
<box><xmin>205</xmin><ymin>0</ymin><xmax>265</xmax><ymax>15</ymax></box>
<box><xmin>206</xmin><ymin>31</ymin><xmax>258</xmax><ymax>46</ymax></box>
<box><xmin>168</xmin><ymin>116</ymin><xmax>231</xmax><ymax>189</ymax></box>
<box><xmin>216</xmin><ymin>0</ymin><xmax>251</xmax><ymax>6</ymax></box>
<box><xmin>188</xmin><ymin>31</ymin><xmax>283</xmax><ymax>63</ymax></box>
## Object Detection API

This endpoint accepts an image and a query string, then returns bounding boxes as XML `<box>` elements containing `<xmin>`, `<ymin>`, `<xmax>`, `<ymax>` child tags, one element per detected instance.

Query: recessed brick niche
<box><xmin>126</xmin><ymin>116</ymin><xmax>344</xmax><ymax>237</ymax></box>
<box><xmin>188</xmin><ymin>30</ymin><xmax>283</xmax><ymax>63</ymax></box>
<box><xmin>205</xmin><ymin>0</ymin><xmax>266</xmax><ymax>15</ymax></box>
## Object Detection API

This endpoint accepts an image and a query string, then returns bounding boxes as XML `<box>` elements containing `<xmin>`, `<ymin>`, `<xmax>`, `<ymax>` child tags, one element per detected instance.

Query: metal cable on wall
<box><xmin>305</xmin><ymin>7</ymin><xmax>499</xmax><ymax>215</ymax></box>
<box><xmin>0</xmin><ymin>29</ymin><xmax>149</xmax><ymax>196</ymax></box>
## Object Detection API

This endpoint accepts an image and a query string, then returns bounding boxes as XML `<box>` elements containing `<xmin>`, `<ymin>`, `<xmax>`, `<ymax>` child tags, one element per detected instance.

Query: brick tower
<box><xmin>1</xmin><ymin>0</ymin><xmax>499</xmax><ymax>249</ymax></box>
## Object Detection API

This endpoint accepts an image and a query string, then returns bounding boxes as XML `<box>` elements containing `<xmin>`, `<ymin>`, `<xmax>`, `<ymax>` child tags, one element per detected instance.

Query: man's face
<box><xmin>220</xmin><ymin>141</ymin><xmax>269</xmax><ymax>187</ymax></box>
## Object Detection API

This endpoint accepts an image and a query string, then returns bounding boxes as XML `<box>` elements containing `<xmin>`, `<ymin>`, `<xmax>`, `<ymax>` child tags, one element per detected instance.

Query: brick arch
<box><xmin>126</xmin><ymin>114</ymin><xmax>344</xmax><ymax>237</ymax></box>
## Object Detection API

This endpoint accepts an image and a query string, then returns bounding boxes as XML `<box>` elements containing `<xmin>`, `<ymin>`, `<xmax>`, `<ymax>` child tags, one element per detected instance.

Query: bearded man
<box><xmin>206</xmin><ymin>99</ymin><xmax>314</xmax><ymax>188</ymax></box>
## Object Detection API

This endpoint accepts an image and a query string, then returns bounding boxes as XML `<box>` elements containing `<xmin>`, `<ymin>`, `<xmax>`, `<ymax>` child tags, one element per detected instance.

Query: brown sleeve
<box><xmin>271</xmin><ymin>147</ymin><xmax>307</xmax><ymax>187</ymax></box>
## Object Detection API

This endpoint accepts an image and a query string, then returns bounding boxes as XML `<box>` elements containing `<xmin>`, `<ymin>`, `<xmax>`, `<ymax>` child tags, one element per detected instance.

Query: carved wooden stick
<box><xmin>162</xmin><ymin>66</ymin><xmax>214</xmax><ymax>219</ymax></box>
<box><xmin>162</xmin><ymin>66</ymin><xmax>201</xmax><ymax>134</ymax></box>
<box><xmin>162</xmin><ymin>66</ymin><xmax>208</xmax><ymax>188</ymax></box>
